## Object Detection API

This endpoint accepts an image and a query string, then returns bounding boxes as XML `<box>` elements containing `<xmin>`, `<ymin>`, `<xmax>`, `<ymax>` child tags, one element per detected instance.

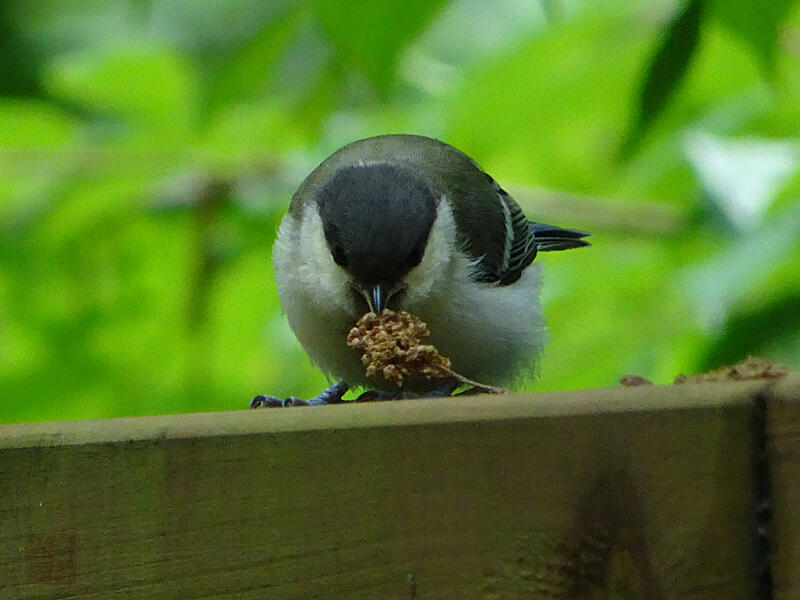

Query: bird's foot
<box><xmin>250</xmin><ymin>378</ymin><xmax>473</xmax><ymax>408</ymax></box>
<box><xmin>250</xmin><ymin>381</ymin><xmax>349</xmax><ymax>409</ymax></box>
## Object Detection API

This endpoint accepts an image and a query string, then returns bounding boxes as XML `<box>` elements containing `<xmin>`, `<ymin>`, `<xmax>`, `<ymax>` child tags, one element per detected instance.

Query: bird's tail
<box><xmin>529</xmin><ymin>222</ymin><xmax>592</xmax><ymax>251</ymax></box>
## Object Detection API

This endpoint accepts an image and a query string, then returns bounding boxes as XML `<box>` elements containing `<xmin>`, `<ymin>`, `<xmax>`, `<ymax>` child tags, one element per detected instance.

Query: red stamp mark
<box><xmin>27</xmin><ymin>534</ymin><xmax>76</xmax><ymax>583</ymax></box>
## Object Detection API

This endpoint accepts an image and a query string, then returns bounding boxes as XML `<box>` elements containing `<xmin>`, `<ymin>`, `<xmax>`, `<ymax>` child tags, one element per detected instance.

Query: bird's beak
<box><xmin>368</xmin><ymin>283</ymin><xmax>388</xmax><ymax>313</ymax></box>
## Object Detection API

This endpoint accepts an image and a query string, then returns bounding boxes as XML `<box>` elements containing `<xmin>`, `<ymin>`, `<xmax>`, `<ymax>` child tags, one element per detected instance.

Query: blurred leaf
<box><xmin>684</xmin><ymin>201</ymin><xmax>800</xmax><ymax>329</ymax></box>
<box><xmin>148</xmin><ymin>0</ymin><xmax>291</xmax><ymax>54</ymax></box>
<box><xmin>447</xmin><ymin>7</ymin><xmax>652</xmax><ymax>192</ymax></box>
<box><xmin>621</xmin><ymin>0</ymin><xmax>703</xmax><ymax>157</ymax></box>
<box><xmin>0</xmin><ymin>2</ymin><xmax>44</xmax><ymax>96</ymax></box>
<box><xmin>0</xmin><ymin>100</ymin><xmax>75</xmax><ymax>147</ymax></box>
<box><xmin>203</xmin><ymin>101</ymin><xmax>306</xmax><ymax>162</ymax></box>
<box><xmin>700</xmin><ymin>288</ymin><xmax>800</xmax><ymax>369</ymax></box>
<box><xmin>684</xmin><ymin>129</ymin><xmax>799</xmax><ymax>229</ymax></box>
<box><xmin>0</xmin><ymin>101</ymin><xmax>76</xmax><ymax>226</ymax></box>
<box><xmin>205</xmin><ymin>6</ymin><xmax>303</xmax><ymax>116</ymax></box>
<box><xmin>44</xmin><ymin>44</ymin><xmax>199</xmax><ymax>137</ymax></box>
<box><xmin>311</xmin><ymin>0</ymin><xmax>445</xmax><ymax>94</ymax></box>
<box><xmin>617</xmin><ymin>26</ymin><xmax>773</xmax><ymax>203</ymax></box>
<box><xmin>709</xmin><ymin>0</ymin><xmax>795</xmax><ymax>73</ymax></box>
<box><xmin>35</xmin><ymin>177</ymin><xmax>145</xmax><ymax>247</ymax></box>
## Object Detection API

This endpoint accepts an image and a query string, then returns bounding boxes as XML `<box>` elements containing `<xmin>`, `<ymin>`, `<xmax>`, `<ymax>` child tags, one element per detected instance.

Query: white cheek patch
<box><xmin>272</xmin><ymin>206</ymin><xmax>364</xmax><ymax>380</ymax></box>
<box><xmin>274</xmin><ymin>205</ymin><xmax>353</xmax><ymax>316</ymax></box>
<box><xmin>403</xmin><ymin>198</ymin><xmax>457</xmax><ymax>305</ymax></box>
<box><xmin>300</xmin><ymin>207</ymin><xmax>352</xmax><ymax>311</ymax></box>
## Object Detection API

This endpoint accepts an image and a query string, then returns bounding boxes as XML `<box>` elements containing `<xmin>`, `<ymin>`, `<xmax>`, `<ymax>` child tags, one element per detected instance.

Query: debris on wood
<box><xmin>674</xmin><ymin>356</ymin><xmax>789</xmax><ymax>384</ymax></box>
<box><xmin>621</xmin><ymin>356</ymin><xmax>789</xmax><ymax>387</ymax></box>
<box><xmin>619</xmin><ymin>375</ymin><xmax>654</xmax><ymax>387</ymax></box>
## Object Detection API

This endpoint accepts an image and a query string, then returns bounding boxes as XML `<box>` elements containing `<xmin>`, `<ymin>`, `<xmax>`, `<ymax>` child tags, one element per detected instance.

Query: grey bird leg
<box><xmin>250</xmin><ymin>381</ymin><xmax>350</xmax><ymax>409</ymax></box>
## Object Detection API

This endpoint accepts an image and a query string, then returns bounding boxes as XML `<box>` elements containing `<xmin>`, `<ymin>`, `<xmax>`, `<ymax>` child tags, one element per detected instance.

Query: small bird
<box><xmin>253</xmin><ymin>134</ymin><xmax>589</xmax><ymax>407</ymax></box>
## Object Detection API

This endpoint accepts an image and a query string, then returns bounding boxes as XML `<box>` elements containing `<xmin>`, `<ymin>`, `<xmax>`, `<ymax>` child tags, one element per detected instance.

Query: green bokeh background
<box><xmin>1</xmin><ymin>0</ymin><xmax>798</xmax><ymax>424</ymax></box>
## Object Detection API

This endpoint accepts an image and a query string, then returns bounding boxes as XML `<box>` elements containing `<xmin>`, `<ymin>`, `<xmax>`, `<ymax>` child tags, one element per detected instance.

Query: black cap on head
<box><xmin>316</xmin><ymin>164</ymin><xmax>438</xmax><ymax>285</ymax></box>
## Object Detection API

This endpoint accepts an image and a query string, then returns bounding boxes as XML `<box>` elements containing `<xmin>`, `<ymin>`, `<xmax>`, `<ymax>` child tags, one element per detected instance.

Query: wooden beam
<box><xmin>0</xmin><ymin>377</ymin><xmax>797</xmax><ymax>599</ymax></box>
<box><xmin>767</xmin><ymin>376</ymin><xmax>800</xmax><ymax>600</ymax></box>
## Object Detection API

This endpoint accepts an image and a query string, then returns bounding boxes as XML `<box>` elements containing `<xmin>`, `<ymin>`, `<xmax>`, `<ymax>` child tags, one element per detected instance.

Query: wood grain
<box><xmin>1</xmin><ymin>377</ymin><xmax>797</xmax><ymax>599</ymax></box>
<box><xmin>767</xmin><ymin>376</ymin><xmax>800</xmax><ymax>600</ymax></box>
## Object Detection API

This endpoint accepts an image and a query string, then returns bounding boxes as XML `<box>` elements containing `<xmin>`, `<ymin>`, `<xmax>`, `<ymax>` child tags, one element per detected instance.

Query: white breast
<box><xmin>402</xmin><ymin>202</ymin><xmax>544</xmax><ymax>388</ymax></box>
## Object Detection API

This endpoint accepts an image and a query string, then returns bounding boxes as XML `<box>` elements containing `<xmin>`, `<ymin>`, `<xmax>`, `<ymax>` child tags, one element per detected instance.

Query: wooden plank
<box><xmin>767</xmin><ymin>375</ymin><xmax>800</xmax><ymax>600</ymax></box>
<box><xmin>0</xmin><ymin>377</ymin><xmax>795</xmax><ymax>599</ymax></box>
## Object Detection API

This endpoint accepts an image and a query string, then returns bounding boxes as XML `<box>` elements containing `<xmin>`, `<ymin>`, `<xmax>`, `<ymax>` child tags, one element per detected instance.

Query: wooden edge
<box><xmin>770</xmin><ymin>371</ymin><xmax>800</xmax><ymax>404</ymax></box>
<box><xmin>2</xmin><ymin>376</ymin><xmax>797</xmax><ymax>450</ymax></box>
<box><xmin>765</xmin><ymin>373</ymin><xmax>800</xmax><ymax>598</ymax></box>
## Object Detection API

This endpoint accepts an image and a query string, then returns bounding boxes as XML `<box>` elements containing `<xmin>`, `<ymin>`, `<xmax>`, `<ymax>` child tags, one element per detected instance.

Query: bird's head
<box><xmin>315</xmin><ymin>163</ymin><xmax>441</xmax><ymax>313</ymax></box>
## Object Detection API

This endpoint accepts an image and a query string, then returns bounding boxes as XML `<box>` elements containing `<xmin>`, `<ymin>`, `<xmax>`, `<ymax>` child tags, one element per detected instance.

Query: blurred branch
<box><xmin>1</xmin><ymin>148</ymin><xmax>688</xmax><ymax>235</ymax></box>
<box><xmin>187</xmin><ymin>176</ymin><xmax>232</xmax><ymax>333</ymax></box>
<box><xmin>511</xmin><ymin>186</ymin><xmax>688</xmax><ymax>235</ymax></box>
<box><xmin>0</xmin><ymin>148</ymin><xmax>282</xmax><ymax>179</ymax></box>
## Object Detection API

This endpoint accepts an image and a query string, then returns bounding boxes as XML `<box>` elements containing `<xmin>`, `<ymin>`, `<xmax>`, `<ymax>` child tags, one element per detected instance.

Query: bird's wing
<box><xmin>398</xmin><ymin>137</ymin><xmax>591</xmax><ymax>285</ymax></box>
<box><xmin>452</xmin><ymin>181</ymin><xmax>592</xmax><ymax>286</ymax></box>
<box><xmin>448</xmin><ymin>177</ymin><xmax>540</xmax><ymax>286</ymax></box>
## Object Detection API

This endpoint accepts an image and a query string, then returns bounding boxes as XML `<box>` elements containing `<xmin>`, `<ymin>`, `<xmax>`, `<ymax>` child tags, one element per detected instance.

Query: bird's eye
<box><xmin>331</xmin><ymin>244</ymin><xmax>348</xmax><ymax>267</ymax></box>
<box><xmin>406</xmin><ymin>244</ymin><xmax>425</xmax><ymax>268</ymax></box>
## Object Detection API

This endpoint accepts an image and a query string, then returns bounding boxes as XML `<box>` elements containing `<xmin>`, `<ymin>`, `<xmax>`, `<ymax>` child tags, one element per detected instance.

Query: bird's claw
<box><xmin>250</xmin><ymin>395</ymin><xmax>306</xmax><ymax>408</ymax></box>
<box><xmin>250</xmin><ymin>381</ymin><xmax>349</xmax><ymax>409</ymax></box>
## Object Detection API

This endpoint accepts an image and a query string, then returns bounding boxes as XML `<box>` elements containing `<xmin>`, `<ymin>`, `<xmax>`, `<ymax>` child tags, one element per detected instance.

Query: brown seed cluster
<box><xmin>346</xmin><ymin>309</ymin><xmax>452</xmax><ymax>387</ymax></box>
<box><xmin>620</xmin><ymin>355</ymin><xmax>789</xmax><ymax>387</ymax></box>
<box><xmin>673</xmin><ymin>355</ymin><xmax>788</xmax><ymax>384</ymax></box>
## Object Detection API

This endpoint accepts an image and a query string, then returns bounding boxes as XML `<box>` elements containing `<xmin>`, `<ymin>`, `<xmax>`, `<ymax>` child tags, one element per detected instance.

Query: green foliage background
<box><xmin>1</xmin><ymin>0</ymin><xmax>799</xmax><ymax>423</ymax></box>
